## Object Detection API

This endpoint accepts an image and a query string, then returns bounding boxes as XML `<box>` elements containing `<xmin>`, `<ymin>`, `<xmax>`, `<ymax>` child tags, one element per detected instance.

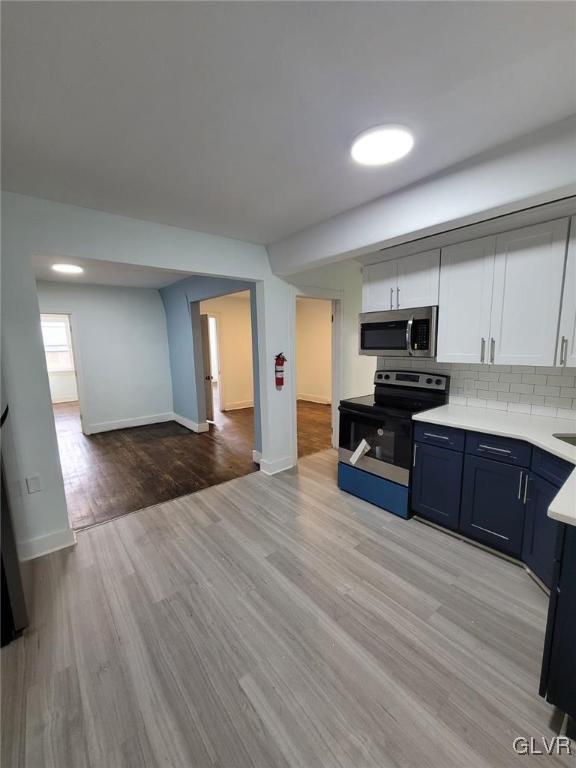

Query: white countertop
<box><xmin>413</xmin><ymin>405</ymin><xmax>576</xmax><ymax>527</ymax></box>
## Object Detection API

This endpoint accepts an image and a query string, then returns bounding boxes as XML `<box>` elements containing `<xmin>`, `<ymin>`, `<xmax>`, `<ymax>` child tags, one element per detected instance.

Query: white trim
<box><xmin>173</xmin><ymin>412</ymin><xmax>210</xmax><ymax>433</ymax></box>
<box><xmin>259</xmin><ymin>455</ymin><xmax>295</xmax><ymax>475</ymax></box>
<box><xmin>297</xmin><ymin>395</ymin><xmax>331</xmax><ymax>405</ymax></box>
<box><xmin>222</xmin><ymin>400</ymin><xmax>254</xmax><ymax>411</ymax></box>
<box><xmin>252</xmin><ymin>449</ymin><xmax>262</xmax><ymax>464</ymax></box>
<box><xmin>84</xmin><ymin>412</ymin><xmax>174</xmax><ymax>435</ymax></box>
<box><xmin>18</xmin><ymin>527</ymin><xmax>77</xmax><ymax>561</ymax></box>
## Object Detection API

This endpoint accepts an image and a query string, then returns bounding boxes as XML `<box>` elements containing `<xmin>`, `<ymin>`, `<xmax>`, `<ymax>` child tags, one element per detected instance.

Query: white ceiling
<box><xmin>33</xmin><ymin>254</ymin><xmax>189</xmax><ymax>289</ymax></box>
<box><xmin>3</xmin><ymin>2</ymin><xmax>575</xmax><ymax>245</ymax></box>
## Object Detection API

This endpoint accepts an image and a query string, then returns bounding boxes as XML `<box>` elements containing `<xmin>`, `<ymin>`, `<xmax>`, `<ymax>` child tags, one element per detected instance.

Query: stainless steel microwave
<box><xmin>359</xmin><ymin>306</ymin><xmax>438</xmax><ymax>357</ymax></box>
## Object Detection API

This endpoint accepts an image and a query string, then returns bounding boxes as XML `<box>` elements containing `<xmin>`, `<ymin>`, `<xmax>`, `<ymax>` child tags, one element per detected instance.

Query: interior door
<box><xmin>395</xmin><ymin>249</ymin><xmax>440</xmax><ymax>309</ymax></box>
<box><xmin>362</xmin><ymin>260</ymin><xmax>398</xmax><ymax>312</ymax></box>
<box><xmin>558</xmin><ymin>216</ymin><xmax>576</xmax><ymax>367</ymax></box>
<box><xmin>489</xmin><ymin>219</ymin><xmax>569</xmax><ymax>366</ymax></box>
<box><xmin>200</xmin><ymin>314</ymin><xmax>214</xmax><ymax>421</ymax></box>
<box><xmin>436</xmin><ymin>236</ymin><xmax>495</xmax><ymax>363</ymax></box>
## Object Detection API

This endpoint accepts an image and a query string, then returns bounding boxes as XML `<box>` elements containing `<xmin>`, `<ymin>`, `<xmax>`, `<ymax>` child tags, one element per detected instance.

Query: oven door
<box><xmin>338</xmin><ymin>406</ymin><xmax>412</xmax><ymax>486</ymax></box>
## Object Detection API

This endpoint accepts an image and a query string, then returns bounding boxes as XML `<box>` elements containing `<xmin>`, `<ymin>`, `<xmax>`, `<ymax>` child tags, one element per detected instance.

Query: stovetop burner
<box><xmin>340</xmin><ymin>370</ymin><xmax>450</xmax><ymax>417</ymax></box>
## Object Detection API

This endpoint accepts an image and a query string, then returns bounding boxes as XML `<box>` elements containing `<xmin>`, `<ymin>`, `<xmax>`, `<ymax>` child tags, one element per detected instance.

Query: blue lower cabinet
<box><xmin>337</xmin><ymin>463</ymin><xmax>409</xmax><ymax>519</ymax></box>
<box><xmin>460</xmin><ymin>455</ymin><xmax>526</xmax><ymax>557</ymax></box>
<box><xmin>543</xmin><ymin>525</ymin><xmax>576</xmax><ymax>718</ymax></box>
<box><xmin>411</xmin><ymin>443</ymin><xmax>463</xmax><ymax>530</ymax></box>
<box><xmin>522</xmin><ymin>474</ymin><xmax>560</xmax><ymax>588</ymax></box>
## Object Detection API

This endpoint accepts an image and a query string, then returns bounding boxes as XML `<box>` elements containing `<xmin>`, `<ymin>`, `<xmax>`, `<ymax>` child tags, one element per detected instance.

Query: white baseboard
<box><xmin>222</xmin><ymin>400</ymin><xmax>254</xmax><ymax>411</ymax></box>
<box><xmin>297</xmin><ymin>395</ymin><xmax>331</xmax><ymax>405</ymax></box>
<box><xmin>252</xmin><ymin>450</ymin><xmax>262</xmax><ymax>464</ymax></box>
<box><xmin>259</xmin><ymin>455</ymin><xmax>295</xmax><ymax>475</ymax></box>
<box><xmin>85</xmin><ymin>412</ymin><xmax>174</xmax><ymax>435</ymax></box>
<box><xmin>18</xmin><ymin>527</ymin><xmax>77</xmax><ymax>561</ymax></box>
<box><xmin>173</xmin><ymin>413</ymin><xmax>210</xmax><ymax>433</ymax></box>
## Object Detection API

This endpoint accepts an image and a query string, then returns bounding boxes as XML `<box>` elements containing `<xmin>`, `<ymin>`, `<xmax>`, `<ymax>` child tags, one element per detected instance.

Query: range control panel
<box><xmin>374</xmin><ymin>370</ymin><xmax>448</xmax><ymax>391</ymax></box>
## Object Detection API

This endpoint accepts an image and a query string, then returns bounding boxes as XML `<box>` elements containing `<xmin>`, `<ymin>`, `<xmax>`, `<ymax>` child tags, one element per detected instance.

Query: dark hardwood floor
<box><xmin>296</xmin><ymin>399</ymin><xmax>333</xmax><ymax>458</ymax></box>
<box><xmin>54</xmin><ymin>394</ymin><xmax>332</xmax><ymax>530</ymax></box>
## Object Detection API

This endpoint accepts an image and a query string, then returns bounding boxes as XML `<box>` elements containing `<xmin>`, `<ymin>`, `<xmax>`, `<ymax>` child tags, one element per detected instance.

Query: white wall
<box><xmin>48</xmin><ymin>371</ymin><xmax>78</xmax><ymax>403</ymax></box>
<box><xmin>290</xmin><ymin>261</ymin><xmax>376</xmax><ymax>399</ymax></box>
<box><xmin>200</xmin><ymin>292</ymin><xmax>254</xmax><ymax>411</ymax></box>
<box><xmin>2</xmin><ymin>193</ymin><xmax>297</xmax><ymax>559</ymax></box>
<box><xmin>268</xmin><ymin>117</ymin><xmax>576</xmax><ymax>275</ymax></box>
<box><xmin>296</xmin><ymin>298</ymin><xmax>332</xmax><ymax>404</ymax></box>
<box><xmin>37</xmin><ymin>281</ymin><xmax>173</xmax><ymax>433</ymax></box>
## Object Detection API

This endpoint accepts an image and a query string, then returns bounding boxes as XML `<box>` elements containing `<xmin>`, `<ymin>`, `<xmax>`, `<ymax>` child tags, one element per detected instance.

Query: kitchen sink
<box><xmin>553</xmin><ymin>433</ymin><xmax>576</xmax><ymax>446</ymax></box>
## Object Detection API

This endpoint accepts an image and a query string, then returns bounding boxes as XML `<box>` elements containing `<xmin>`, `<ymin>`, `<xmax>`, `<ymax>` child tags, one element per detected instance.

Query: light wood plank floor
<box><xmin>2</xmin><ymin>450</ymin><xmax>570</xmax><ymax>767</ymax></box>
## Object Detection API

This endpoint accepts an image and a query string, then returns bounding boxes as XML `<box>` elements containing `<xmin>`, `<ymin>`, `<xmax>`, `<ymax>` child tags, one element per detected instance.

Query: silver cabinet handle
<box><xmin>517</xmin><ymin>471</ymin><xmax>524</xmax><ymax>500</ymax></box>
<box><xmin>480</xmin><ymin>337</ymin><xmax>486</xmax><ymax>363</ymax></box>
<box><xmin>396</xmin><ymin>287</ymin><xmax>400</xmax><ymax>309</ymax></box>
<box><xmin>560</xmin><ymin>336</ymin><xmax>568</xmax><ymax>366</ymax></box>
<box><xmin>413</xmin><ymin>444</ymin><xmax>418</xmax><ymax>467</ymax></box>
<box><xmin>490</xmin><ymin>337</ymin><xmax>495</xmax><ymax>364</ymax></box>
<box><xmin>424</xmin><ymin>432</ymin><xmax>450</xmax><ymax>441</ymax></box>
<box><xmin>390</xmin><ymin>287</ymin><xmax>394</xmax><ymax>310</ymax></box>
<box><xmin>479</xmin><ymin>444</ymin><xmax>511</xmax><ymax>454</ymax></box>
<box><xmin>523</xmin><ymin>473</ymin><xmax>529</xmax><ymax>504</ymax></box>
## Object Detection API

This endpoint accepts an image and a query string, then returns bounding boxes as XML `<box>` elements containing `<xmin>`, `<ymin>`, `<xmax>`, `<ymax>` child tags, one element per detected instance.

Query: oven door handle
<box><xmin>406</xmin><ymin>316</ymin><xmax>414</xmax><ymax>356</ymax></box>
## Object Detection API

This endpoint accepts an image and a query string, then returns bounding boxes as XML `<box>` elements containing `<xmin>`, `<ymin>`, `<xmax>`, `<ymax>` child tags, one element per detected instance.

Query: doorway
<box><xmin>295</xmin><ymin>297</ymin><xmax>335</xmax><ymax>457</ymax></box>
<box><xmin>40</xmin><ymin>313</ymin><xmax>83</xmax><ymax>447</ymax></box>
<box><xmin>199</xmin><ymin>290</ymin><xmax>257</xmax><ymax>457</ymax></box>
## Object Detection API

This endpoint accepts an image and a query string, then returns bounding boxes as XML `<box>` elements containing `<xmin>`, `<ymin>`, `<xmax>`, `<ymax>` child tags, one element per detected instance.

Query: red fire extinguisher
<box><xmin>275</xmin><ymin>353</ymin><xmax>287</xmax><ymax>390</ymax></box>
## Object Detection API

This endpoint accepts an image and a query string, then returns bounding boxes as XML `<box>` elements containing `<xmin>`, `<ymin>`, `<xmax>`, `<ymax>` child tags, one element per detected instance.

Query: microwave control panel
<box><xmin>412</xmin><ymin>319</ymin><xmax>430</xmax><ymax>350</ymax></box>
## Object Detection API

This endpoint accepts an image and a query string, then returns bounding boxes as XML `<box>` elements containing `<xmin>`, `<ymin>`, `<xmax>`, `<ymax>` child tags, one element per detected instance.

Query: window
<box><xmin>41</xmin><ymin>314</ymin><xmax>75</xmax><ymax>372</ymax></box>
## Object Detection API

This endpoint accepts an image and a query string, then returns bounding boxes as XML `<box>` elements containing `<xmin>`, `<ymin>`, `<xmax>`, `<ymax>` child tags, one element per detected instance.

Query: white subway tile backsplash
<box><xmin>547</xmin><ymin>375</ymin><xmax>575</xmax><ymax>388</ymax></box>
<box><xmin>544</xmin><ymin>396</ymin><xmax>574</xmax><ymax>408</ymax></box>
<box><xmin>507</xmin><ymin>403</ymin><xmax>531</xmax><ymax>415</ymax></box>
<box><xmin>534</xmin><ymin>385</ymin><xmax>560</xmax><ymax>396</ymax></box>
<box><xmin>522</xmin><ymin>374</ymin><xmax>548</xmax><ymax>385</ymax></box>
<box><xmin>376</xmin><ymin>359</ymin><xmax>576</xmax><ymax>419</ymax></box>
<box><xmin>498</xmin><ymin>392</ymin><xmax>520</xmax><ymax>402</ymax></box>
<box><xmin>531</xmin><ymin>405</ymin><xmax>561</xmax><ymax>417</ymax></box>
<box><xmin>510</xmin><ymin>383</ymin><xmax>534</xmax><ymax>394</ymax></box>
<box><xmin>476</xmin><ymin>389</ymin><xmax>498</xmax><ymax>400</ymax></box>
<box><xmin>519</xmin><ymin>394</ymin><xmax>545</xmax><ymax>404</ymax></box>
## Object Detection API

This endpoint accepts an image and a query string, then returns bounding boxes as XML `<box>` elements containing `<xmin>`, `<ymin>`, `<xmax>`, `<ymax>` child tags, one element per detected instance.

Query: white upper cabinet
<box><xmin>362</xmin><ymin>259</ymin><xmax>397</xmax><ymax>312</ymax></box>
<box><xmin>395</xmin><ymin>249</ymin><xmax>440</xmax><ymax>309</ymax></box>
<box><xmin>490</xmin><ymin>219</ymin><xmax>568</xmax><ymax>366</ymax></box>
<box><xmin>436</xmin><ymin>237</ymin><xmax>496</xmax><ymax>364</ymax></box>
<box><xmin>362</xmin><ymin>249</ymin><xmax>439</xmax><ymax>312</ymax></box>
<box><xmin>557</xmin><ymin>216</ymin><xmax>576</xmax><ymax>367</ymax></box>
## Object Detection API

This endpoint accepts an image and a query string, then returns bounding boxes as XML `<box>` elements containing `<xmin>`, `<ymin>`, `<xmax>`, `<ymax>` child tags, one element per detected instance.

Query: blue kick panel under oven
<box><xmin>338</xmin><ymin>370</ymin><xmax>450</xmax><ymax>518</ymax></box>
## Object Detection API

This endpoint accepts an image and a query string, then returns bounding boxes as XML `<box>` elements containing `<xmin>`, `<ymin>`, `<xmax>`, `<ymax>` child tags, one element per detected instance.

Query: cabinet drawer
<box><xmin>465</xmin><ymin>432</ymin><xmax>531</xmax><ymax>467</ymax></box>
<box><xmin>413</xmin><ymin>423</ymin><xmax>465</xmax><ymax>451</ymax></box>
<box><xmin>531</xmin><ymin>448</ymin><xmax>574</xmax><ymax>488</ymax></box>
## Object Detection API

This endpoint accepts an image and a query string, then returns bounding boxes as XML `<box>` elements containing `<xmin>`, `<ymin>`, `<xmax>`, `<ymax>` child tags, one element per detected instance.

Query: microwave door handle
<box><xmin>406</xmin><ymin>317</ymin><xmax>414</xmax><ymax>356</ymax></box>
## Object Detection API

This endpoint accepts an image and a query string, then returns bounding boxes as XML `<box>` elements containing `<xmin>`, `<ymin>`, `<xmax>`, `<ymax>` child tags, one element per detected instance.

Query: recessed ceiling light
<box><xmin>351</xmin><ymin>125</ymin><xmax>414</xmax><ymax>166</ymax></box>
<box><xmin>51</xmin><ymin>264</ymin><xmax>84</xmax><ymax>274</ymax></box>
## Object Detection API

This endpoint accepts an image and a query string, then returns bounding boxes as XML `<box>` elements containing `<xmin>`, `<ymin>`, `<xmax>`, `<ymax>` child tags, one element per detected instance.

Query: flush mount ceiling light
<box><xmin>51</xmin><ymin>263</ymin><xmax>84</xmax><ymax>274</ymax></box>
<box><xmin>350</xmin><ymin>125</ymin><xmax>414</xmax><ymax>166</ymax></box>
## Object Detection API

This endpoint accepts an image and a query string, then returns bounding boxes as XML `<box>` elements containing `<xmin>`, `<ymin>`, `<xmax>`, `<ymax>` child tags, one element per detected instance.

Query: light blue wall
<box><xmin>160</xmin><ymin>275</ymin><xmax>261</xmax><ymax>451</ymax></box>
